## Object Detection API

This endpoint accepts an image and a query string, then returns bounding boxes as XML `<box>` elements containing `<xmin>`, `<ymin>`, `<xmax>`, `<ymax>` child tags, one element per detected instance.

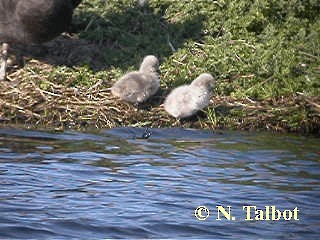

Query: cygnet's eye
<box><xmin>207</xmin><ymin>82</ymin><xmax>213</xmax><ymax>89</ymax></box>
<box><xmin>153</xmin><ymin>61</ymin><xmax>159</xmax><ymax>68</ymax></box>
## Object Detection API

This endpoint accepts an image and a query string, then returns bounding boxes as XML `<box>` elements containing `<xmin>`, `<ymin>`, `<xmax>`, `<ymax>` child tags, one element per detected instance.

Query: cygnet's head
<box><xmin>138</xmin><ymin>0</ymin><xmax>149</xmax><ymax>7</ymax></box>
<box><xmin>139</xmin><ymin>55</ymin><xmax>159</xmax><ymax>73</ymax></box>
<box><xmin>191</xmin><ymin>73</ymin><xmax>215</xmax><ymax>90</ymax></box>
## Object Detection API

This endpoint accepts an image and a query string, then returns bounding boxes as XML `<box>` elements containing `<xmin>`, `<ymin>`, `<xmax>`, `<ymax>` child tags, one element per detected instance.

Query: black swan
<box><xmin>164</xmin><ymin>73</ymin><xmax>215</xmax><ymax>119</ymax></box>
<box><xmin>0</xmin><ymin>0</ymin><xmax>82</xmax><ymax>80</ymax></box>
<box><xmin>111</xmin><ymin>55</ymin><xmax>160</xmax><ymax>104</ymax></box>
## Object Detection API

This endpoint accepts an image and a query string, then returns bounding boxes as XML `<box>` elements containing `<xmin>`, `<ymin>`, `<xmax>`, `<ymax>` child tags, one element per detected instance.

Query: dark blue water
<box><xmin>0</xmin><ymin>127</ymin><xmax>319</xmax><ymax>239</ymax></box>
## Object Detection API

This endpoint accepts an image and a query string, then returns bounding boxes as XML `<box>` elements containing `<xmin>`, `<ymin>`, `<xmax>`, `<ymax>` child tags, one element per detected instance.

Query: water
<box><xmin>0</xmin><ymin>127</ymin><xmax>319</xmax><ymax>239</ymax></box>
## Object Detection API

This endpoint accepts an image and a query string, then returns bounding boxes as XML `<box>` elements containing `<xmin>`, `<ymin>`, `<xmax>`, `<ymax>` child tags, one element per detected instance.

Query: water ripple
<box><xmin>0</xmin><ymin>127</ymin><xmax>319</xmax><ymax>239</ymax></box>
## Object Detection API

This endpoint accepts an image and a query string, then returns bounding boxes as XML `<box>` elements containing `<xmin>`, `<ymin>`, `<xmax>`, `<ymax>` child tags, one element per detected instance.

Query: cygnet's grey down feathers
<box><xmin>164</xmin><ymin>73</ymin><xmax>215</xmax><ymax>119</ymax></box>
<box><xmin>111</xmin><ymin>55</ymin><xmax>160</xmax><ymax>103</ymax></box>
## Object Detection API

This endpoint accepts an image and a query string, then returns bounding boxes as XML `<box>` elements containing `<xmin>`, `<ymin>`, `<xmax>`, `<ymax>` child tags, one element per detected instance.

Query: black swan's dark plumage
<box><xmin>0</xmin><ymin>0</ymin><xmax>82</xmax><ymax>80</ymax></box>
<box><xmin>71</xmin><ymin>0</ymin><xmax>82</xmax><ymax>9</ymax></box>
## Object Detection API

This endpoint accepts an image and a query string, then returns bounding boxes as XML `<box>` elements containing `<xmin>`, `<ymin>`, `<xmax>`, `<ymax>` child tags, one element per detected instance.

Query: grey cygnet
<box><xmin>164</xmin><ymin>73</ymin><xmax>215</xmax><ymax>119</ymax></box>
<box><xmin>111</xmin><ymin>55</ymin><xmax>160</xmax><ymax>104</ymax></box>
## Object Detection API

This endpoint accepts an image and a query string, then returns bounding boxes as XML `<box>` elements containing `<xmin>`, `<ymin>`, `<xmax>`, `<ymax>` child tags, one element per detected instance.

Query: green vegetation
<box><xmin>1</xmin><ymin>0</ymin><xmax>319</xmax><ymax>133</ymax></box>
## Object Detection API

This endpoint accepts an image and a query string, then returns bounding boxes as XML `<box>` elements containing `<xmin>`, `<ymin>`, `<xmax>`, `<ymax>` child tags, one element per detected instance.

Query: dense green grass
<box><xmin>73</xmin><ymin>0</ymin><xmax>319</xmax><ymax>100</ymax></box>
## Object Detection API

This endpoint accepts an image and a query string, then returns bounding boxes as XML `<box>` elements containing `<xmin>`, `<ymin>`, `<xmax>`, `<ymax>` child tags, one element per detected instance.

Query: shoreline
<box><xmin>1</xmin><ymin>0</ymin><xmax>319</xmax><ymax>135</ymax></box>
<box><xmin>1</xmin><ymin>61</ymin><xmax>319</xmax><ymax>135</ymax></box>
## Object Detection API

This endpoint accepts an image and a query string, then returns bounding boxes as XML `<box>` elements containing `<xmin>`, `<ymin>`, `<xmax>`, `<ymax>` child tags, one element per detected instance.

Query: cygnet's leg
<box><xmin>0</xmin><ymin>43</ymin><xmax>8</xmax><ymax>80</ymax></box>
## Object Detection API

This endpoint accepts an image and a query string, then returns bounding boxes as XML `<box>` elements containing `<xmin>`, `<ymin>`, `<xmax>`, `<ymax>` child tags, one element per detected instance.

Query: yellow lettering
<box><xmin>255</xmin><ymin>209</ymin><xmax>264</xmax><ymax>220</ymax></box>
<box><xmin>293</xmin><ymin>207</ymin><xmax>299</xmax><ymax>220</ymax></box>
<box><xmin>283</xmin><ymin>210</ymin><xmax>292</xmax><ymax>220</ymax></box>
<box><xmin>265</xmin><ymin>206</ymin><xmax>270</xmax><ymax>220</ymax></box>
<box><xmin>271</xmin><ymin>206</ymin><xmax>281</xmax><ymax>220</ymax></box>
<box><xmin>216</xmin><ymin>206</ymin><xmax>232</xmax><ymax>220</ymax></box>
<box><xmin>243</xmin><ymin>205</ymin><xmax>255</xmax><ymax>221</ymax></box>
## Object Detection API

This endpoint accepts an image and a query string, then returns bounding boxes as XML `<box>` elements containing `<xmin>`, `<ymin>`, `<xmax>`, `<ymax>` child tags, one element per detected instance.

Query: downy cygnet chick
<box><xmin>111</xmin><ymin>55</ymin><xmax>160</xmax><ymax>104</ymax></box>
<box><xmin>164</xmin><ymin>73</ymin><xmax>215</xmax><ymax>119</ymax></box>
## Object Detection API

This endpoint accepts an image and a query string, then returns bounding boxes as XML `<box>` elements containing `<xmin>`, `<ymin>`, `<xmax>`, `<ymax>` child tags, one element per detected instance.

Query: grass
<box><xmin>1</xmin><ymin>0</ymin><xmax>319</xmax><ymax>133</ymax></box>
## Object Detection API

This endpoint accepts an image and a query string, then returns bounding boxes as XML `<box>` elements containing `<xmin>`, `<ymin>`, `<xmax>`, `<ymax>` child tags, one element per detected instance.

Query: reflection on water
<box><xmin>0</xmin><ymin>127</ymin><xmax>319</xmax><ymax>239</ymax></box>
